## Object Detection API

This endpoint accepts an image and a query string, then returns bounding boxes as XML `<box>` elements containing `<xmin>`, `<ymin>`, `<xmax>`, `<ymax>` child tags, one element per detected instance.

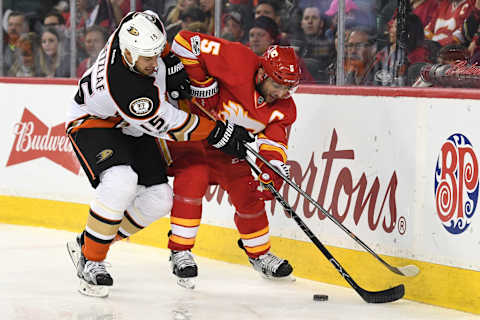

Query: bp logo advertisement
<box><xmin>434</xmin><ymin>133</ymin><xmax>479</xmax><ymax>234</ymax></box>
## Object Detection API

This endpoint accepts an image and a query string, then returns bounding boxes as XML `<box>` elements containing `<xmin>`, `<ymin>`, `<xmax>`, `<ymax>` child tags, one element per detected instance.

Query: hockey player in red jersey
<box><xmin>65</xmin><ymin>11</ymin><xmax>253</xmax><ymax>297</ymax></box>
<box><xmin>167</xmin><ymin>30</ymin><xmax>300</xmax><ymax>288</ymax></box>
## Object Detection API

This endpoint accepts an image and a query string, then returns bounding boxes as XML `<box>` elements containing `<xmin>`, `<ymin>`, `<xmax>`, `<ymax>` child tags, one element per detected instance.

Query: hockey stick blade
<box><xmin>358</xmin><ymin>283</ymin><xmax>405</xmax><ymax>304</ymax></box>
<box><xmin>245</xmin><ymin>144</ymin><xmax>420</xmax><ymax>278</ymax></box>
<box><xmin>246</xmin><ymin>157</ymin><xmax>405</xmax><ymax>303</ymax></box>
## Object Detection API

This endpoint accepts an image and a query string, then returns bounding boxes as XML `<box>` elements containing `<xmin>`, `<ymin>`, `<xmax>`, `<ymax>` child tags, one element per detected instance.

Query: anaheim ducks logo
<box><xmin>96</xmin><ymin>149</ymin><xmax>113</xmax><ymax>164</ymax></box>
<box><xmin>127</xmin><ymin>26</ymin><xmax>139</xmax><ymax>36</ymax></box>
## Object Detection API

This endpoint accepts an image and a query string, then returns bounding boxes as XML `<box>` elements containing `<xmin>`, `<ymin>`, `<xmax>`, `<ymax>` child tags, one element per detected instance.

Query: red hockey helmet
<box><xmin>261</xmin><ymin>45</ymin><xmax>300</xmax><ymax>88</ymax></box>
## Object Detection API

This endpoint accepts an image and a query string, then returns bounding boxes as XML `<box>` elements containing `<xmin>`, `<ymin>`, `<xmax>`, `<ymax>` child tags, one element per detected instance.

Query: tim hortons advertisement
<box><xmin>1</xmin><ymin>82</ymin><xmax>479</xmax><ymax>271</ymax></box>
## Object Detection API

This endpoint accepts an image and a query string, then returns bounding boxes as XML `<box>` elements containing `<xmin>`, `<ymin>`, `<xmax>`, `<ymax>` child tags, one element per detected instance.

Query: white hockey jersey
<box><xmin>67</xmin><ymin>12</ymin><xmax>214</xmax><ymax>142</ymax></box>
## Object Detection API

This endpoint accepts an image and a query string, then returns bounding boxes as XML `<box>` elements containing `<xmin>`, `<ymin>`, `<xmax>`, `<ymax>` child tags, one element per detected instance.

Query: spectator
<box><xmin>184</xmin><ymin>20</ymin><xmax>209</xmax><ymax>33</ymax></box>
<box><xmin>425</xmin><ymin>0</ymin><xmax>473</xmax><ymax>46</ymax></box>
<box><xmin>374</xmin><ymin>12</ymin><xmax>429</xmax><ymax>86</ymax></box>
<box><xmin>43</xmin><ymin>10</ymin><xmax>71</xmax><ymax>57</ymax></box>
<box><xmin>64</xmin><ymin>0</ymin><xmax>116</xmax><ymax>34</ymax></box>
<box><xmin>166</xmin><ymin>5</ymin><xmax>205</xmax><ymax>42</ymax></box>
<box><xmin>324</xmin><ymin>0</ymin><xmax>375</xmax><ymax>40</ymax></box>
<box><xmin>165</xmin><ymin>0</ymin><xmax>198</xmax><ymax>26</ymax></box>
<box><xmin>38</xmin><ymin>27</ymin><xmax>71</xmax><ymax>77</ymax></box>
<box><xmin>199</xmin><ymin>0</ymin><xmax>215</xmax><ymax>34</ymax></box>
<box><xmin>7</xmin><ymin>32</ymin><xmax>41</xmax><ymax>77</ymax></box>
<box><xmin>411</xmin><ymin>0</ymin><xmax>438</xmax><ymax>27</ymax></box>
<box><xmin>254</xmin><ymin>0</ymin><xmax>289</xmax><ymax>43</ymax></box>
<box><xmin>344</xmin><ymin>28</ymin><xmax>377</xmax><ymax>85</ymax></box>
<box><xmin>43</xmin><ymin>10</ymin><xmax>66</xmax><ymax>27</ymax></box>
<box><xmin>254</xmin><ymin>0</ymin><xmax>279</xmax><ymax>23</ymax></box>
<box><xmin>463</xmin><ymin>0</ymin><xmax>480</xmax><ymax>58</ymax></box>
<box><xmin>76</xmin><ymin>25</ymin><xmax>108</xmax><ymax>77</ymax></box>
<box><xmin>221</xmin><ymin>10</ymin><xmax>247</xmax><ymax>43</ymax></box>
<box><xmin>290</xmin><ymin>5</ymin><xmax>334</xmax><ymax>82</ymax></box>
<box><xmin>4</xmin><ymin>11</ymin><xmax>29</xmax><ymax>74</ymax></box>
<box><xmin>248</xmin><ymin>16</ymin><xmax>279</xmax><ymax>56</ymax></box>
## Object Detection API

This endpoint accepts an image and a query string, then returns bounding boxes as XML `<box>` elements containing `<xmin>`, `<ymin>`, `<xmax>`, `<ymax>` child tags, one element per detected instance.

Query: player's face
<box><xmin>135</xmin><ymin>55</ymin><xmax>159</xmax><ymax>76</ymax></box>
<box><xmin>259</xmin><ymin>76</ymin><xmax>292</xmax><ymax>103</ymax></box>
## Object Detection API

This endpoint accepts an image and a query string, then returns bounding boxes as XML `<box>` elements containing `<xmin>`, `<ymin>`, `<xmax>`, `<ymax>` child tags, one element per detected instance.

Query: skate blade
<box><xmin>260</xmin><ymin>274</ymin><xmax>296</xmax><ymax>282</ymax></box>
<box><xmin>66</xmin><ymin>241</ymin><xmax>81</xmax><ymax>269</ymax></box>
<box><xmin>78</xmin><ymin>279</ymin><xmax>110</xmax><ymax>298</ymax></box>
<box><xmin>176</xmin><ymin>277</ymin><xmax>196</xmax><ymax>289</ymax></box>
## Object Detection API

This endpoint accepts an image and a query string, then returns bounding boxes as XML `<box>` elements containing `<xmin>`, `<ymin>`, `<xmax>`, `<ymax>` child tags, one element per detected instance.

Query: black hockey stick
<box><xmin>246</xmin><ymin>157</ymin><xmax>405</xmax><ymax>303</ymax></box>
<box><xmin>190</xmin><ymin>99</ymin><xmax>416</xmax><ymax>278</ymax></box>
<box><xmin>244</xmin><ymin>144</ymin><xmax>419</xmax><ymax>277</ymax></box>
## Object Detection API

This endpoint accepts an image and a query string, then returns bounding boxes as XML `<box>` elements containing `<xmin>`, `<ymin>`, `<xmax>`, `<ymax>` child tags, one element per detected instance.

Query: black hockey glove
<box><xmin>207</xmin><ymin>120</ymin><xmax>255</xmax><ymax>158</ymax></box>
<box><xmin>162</xmin><ymin>52</ymin><xmax>191</xmax><ymax>100</ymax></box>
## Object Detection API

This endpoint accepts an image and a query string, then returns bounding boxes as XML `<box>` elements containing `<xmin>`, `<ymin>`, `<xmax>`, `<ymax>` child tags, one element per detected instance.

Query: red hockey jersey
<box><xmin>172</xmin><ymin>30</ymin><xmax>297</xmax><ymax>163</ymax></box>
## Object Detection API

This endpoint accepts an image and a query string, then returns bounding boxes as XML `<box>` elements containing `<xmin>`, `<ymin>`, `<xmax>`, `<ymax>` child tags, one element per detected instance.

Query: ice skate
<box><xmin>248</xmin><ymin>252</ymin><xmax>295</xmax><ymax>280</ymax></box>
<box><xmin>76</xmin><ymin>254</ymin><xmax>113</xmax><ymax>297</ymax></box>
<box><xmin>170</xmin><ymin>250</ymin><xmax>198</xmax><ymax>289</ymax></box>
<box><xmin>67</xmin><ymin>234</ymin><xmax>113</xmax><ymax>297</ymax></box>
<box><xmin>66</xmin><ymin>233</ymin><xmax>82</xmax><ymax>269</ymax></box>
<box><xmin>238</xmin><ymin>239</ymin><xmax>294</xmax><ymax>281</ymax></box>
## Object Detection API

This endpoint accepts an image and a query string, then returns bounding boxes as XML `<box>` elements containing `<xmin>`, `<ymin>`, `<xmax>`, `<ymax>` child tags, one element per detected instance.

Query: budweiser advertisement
<box><xmin>0</xmin><ymin>82</ymin><xmax>92</xmax><ymax>203</ymax></box>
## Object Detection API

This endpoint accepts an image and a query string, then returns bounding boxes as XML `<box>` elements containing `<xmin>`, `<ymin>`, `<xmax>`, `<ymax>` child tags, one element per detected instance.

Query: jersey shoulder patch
<box><xmin>129</xmin><ymin>97</ymin><xmax>154</xmax><ymax>116</ymax></box>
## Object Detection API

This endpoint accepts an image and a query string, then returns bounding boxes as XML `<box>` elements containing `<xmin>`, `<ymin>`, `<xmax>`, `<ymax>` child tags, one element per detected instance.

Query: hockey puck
<box><xmin>313</xmin><ymin>294</ymin><xmax>328</xmax><ymax>301</ymax></box>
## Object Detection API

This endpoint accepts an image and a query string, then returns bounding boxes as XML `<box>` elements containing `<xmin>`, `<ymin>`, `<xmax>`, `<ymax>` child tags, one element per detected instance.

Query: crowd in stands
<box><xmin>3</xmin><ymin>0</ymin><xmax>480</xmax><ymax>87</ymax></box>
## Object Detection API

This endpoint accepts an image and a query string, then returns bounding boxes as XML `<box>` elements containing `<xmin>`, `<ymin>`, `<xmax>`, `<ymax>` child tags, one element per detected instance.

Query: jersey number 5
<box><xmin>74</xmin><ymin>72</ymin><xmax>93</xmax><ymax>105</ymax></box>
<box><xmin>200</xmin><ymin>39</ymin><xmax>220</xmax><ymax>55</ymax></box>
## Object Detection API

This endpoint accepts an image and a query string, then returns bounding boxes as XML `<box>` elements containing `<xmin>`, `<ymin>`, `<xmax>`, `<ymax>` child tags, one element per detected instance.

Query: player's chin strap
<box><xmin>245</xmin><ymin>155</ymin><xmax>405</xmax><ymax>304</ymax></box>
<box><xmin>244</xmin><ymin>143</ymin><xmax>420</xmax><ymax>278</ymax></box>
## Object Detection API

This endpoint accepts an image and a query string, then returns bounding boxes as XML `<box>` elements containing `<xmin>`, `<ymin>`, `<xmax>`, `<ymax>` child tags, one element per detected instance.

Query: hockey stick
<box><xmin>246</xmin><ymin>156</ymin><xmax>405</xmax><ymax>303</ymax></box>
<box><xmin>244</xmin><ymin>144</ymin><xmax>420</xmax><ymax>277</ymax></box>
<box><xmin>190</xmin><ymin>99</ymin><xmax>418</xmax><ymax>278</ymax></box>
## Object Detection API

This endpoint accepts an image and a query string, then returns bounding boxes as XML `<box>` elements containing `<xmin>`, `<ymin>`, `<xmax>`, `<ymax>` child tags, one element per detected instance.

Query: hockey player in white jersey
<box><xmin>66</xmin><ymin>10</ymin><xmax>253</xmax><ymax>297</ymax></box>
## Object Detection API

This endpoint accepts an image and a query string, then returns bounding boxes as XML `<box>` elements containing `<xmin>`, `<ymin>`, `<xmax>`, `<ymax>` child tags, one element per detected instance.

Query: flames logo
<box><xmin>434</xmin><ymin>133</ymin><xmax>479</xmax><ymax>234</ymax></box>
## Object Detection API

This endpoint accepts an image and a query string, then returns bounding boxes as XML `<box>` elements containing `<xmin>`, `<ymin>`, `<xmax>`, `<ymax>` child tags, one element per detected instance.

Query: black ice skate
<box><xmin>238</xmin><ymin>239</ymin><xmax>294</xmax><ymax>280</ymax></box>
<box><xmin>170</xmin><ymin>250</ymin><xmax>198</xmax><ymax>289</ymax></box>
<box><xmin>67</xmin><ymin>233</ymin><xmax>113</xmax><ymax>297</ymax></box>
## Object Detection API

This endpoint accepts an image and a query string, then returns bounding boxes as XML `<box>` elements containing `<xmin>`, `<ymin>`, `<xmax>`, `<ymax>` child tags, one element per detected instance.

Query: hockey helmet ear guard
<box><xmin>261</xmin><ymin>45</ymin><xmax>300</xmax><ymax>96</ymax></box>
<box><xmin>119</xmin><ymin>12</ymin><xmax>167</xmax><ymax>70</ymax></box>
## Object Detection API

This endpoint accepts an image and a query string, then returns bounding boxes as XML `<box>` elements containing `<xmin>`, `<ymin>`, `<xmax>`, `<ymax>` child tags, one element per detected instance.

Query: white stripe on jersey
<box><xmin>171</xmin><ymin>40</ymin><xmax>198</xmax><ymax>60</ymax></box>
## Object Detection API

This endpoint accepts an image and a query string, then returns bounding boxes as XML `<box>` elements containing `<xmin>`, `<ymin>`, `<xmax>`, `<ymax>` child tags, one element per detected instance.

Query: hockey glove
<box><xmin>207</xmin><ymin>120</ymin><xmax>254</xmax><ymax>158</ymax></box>
<box><xmin>256</xmin><ymin>160</ymin><xmax>290</xmax><ymax>201</ymax></box>
<box><xmin>163</xmin><ymin>52</ymin><xmax>191</xmax><ymax>100</ymax></box>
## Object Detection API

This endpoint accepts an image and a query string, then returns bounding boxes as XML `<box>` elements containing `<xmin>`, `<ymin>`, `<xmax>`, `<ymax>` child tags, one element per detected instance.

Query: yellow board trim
<box><xmin>0</xmin><ymin>195</ymin><xmax>479</xmax><ymax>315</ymax></box>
